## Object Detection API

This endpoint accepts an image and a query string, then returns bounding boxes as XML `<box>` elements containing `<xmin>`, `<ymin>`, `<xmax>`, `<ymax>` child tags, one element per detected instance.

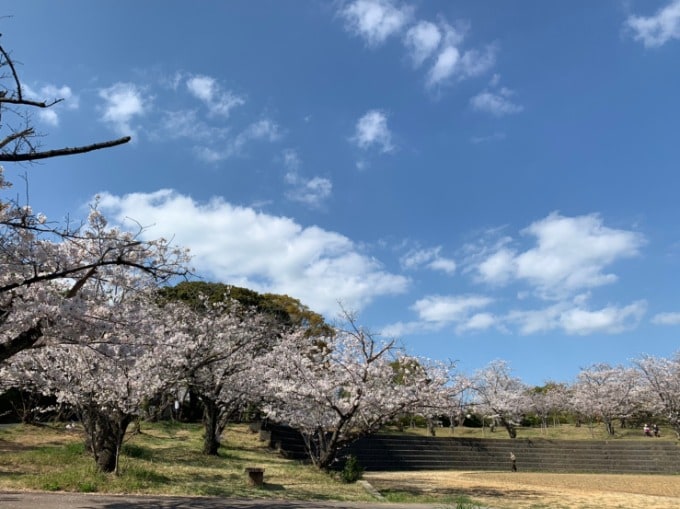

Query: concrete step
<box><xmin>264</xmin><ymin>424</ymin><xmax>680</xmax><ymax>474</ymax></box>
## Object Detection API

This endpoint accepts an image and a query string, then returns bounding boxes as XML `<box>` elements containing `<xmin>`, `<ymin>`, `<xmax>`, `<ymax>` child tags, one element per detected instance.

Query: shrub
<box><xmin>340</xmin><ymin>454</ymin><xmax>363</xmax><ymax>483</ymax></box>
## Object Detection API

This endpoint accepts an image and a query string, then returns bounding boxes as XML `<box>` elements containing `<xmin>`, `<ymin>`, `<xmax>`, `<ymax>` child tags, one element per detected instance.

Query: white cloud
<box><xmin>356</xmin><ymin>159</ymin><xmax>370</xmax><ymax>170</ymax></box>
<box><xmin>98</xmin><ymin>82</ymin><xmax>148</xmax><ymax>137</ymax></box>
<box><xmin>560</xmin><ymin>301</ymin><xmax>646</xmax><ymax>335</ymax></box>
<box><xmin>379</xmin><ymin>320</ymin><xmax>423</xmax><ymax>338</ymax></box>
<box><xmin>426</xmin><ymin>45</ymin><xmax>460</xmax><ymax>87</ymax></box>
<box><xmin>508</xmin><ymin>300</ymin><xmax>646</xmax><ymax>336</ymax></box>
<box><xmin>412</xmin><ymin>294</ymin><xmax>493</xmax><ymax>324</ymax></box>
<box><xmin>460</xmin><ymin>45</ymin><xmax>497</xmax><ymax>78</ymax></box>
<box><xmin>339</xmin><ymin>0</ymin><xmax>413</xmax><ymax>47</ymax></box>
<box><xmin>476</xmin><ymin>246</ymin><xmax>516</xmax><ymax>284</ymax></box>
<box><xmin>282</xmin><ymin>148</ymin><xmax>302</xmax><ymax>172</ymax></box>
<box><xmin>37</xmin><ymin>109</ymin><xmax>59</xmax><ymax>126</ymax></box>
<box><xmin>651</xmin><ymin>311</ymin><xmax>680</xmax><ymax>325</ymax></box>
<box><xmin>195</xmin><ymin>118</ymin><xmax>281</xmax><ymax>162</ymax></box>
<box><xmin>626</xmin><ymin>0</ymin><xmax>680</xmax><ymax>48</ymax></box>
<box><xmin>425</xmin><ymin>33</ymin><xmax>495</xmax><ymax>88</ymax></box>
<box><xmin>186</xmin><ymin>74</ymin><xmax>245</xmax><ymax>117</ymax></box>
<box><xmin>337</xmin><ymin>2</ymin><xmax>495</xmax><ymax>92</ymax></box>
<box><xmin>472</xmin><ymin>212</ymin><xmax>645</xmax><ymax>299</ymax></box>
<box><xmin>428</xmin><ymin>257</ymin><xmax>457</xmax><ymax>274</ymax></box>
<box><xmin>287</xmin><ymin>177</ymin><xmax>333</xmax><ymax>208</ymax></box>
<box><xmin>186</xmin><ymin>75</ymin><xmax>216</xmax><ymax>102</ymax></box>
<box><xmin>282</xmin><ymin>150</ymin><xmax>332</xmax><ymax>208</ymax></box>
<box><xmin>352</xmin><ymin>109</ymin><xmax>394</xmax><ymax>152</ymax></box>
<box><xmin>39</xmin><ymin>84</ymin><xmax>79</xmax><ymax>109</ymax></box>
<box><xmin>97</xmin><ymin>189</ymin><xmax>407</xmax><ymax>315</ymax></box>
<box><xmin>234</xmin><ymin>119</ymin><xmax>280</xmax><ymax>148</ymax></box>
<box><xmin>23</xmin><ymin>83</ymin><xmax>79</xmax><ymax>126</ymax></box>
<box><xmin>506</xmin><ymin>303</ymin><xmax>564</xmax><ymax>335</ymax></box>
<box><xmin>470</xmin><ymin>89</ymin><xmax>523</xmax><ymax>116</ymax></box>
<box><xmin>457</xmin><ymin>312</ymin><xmax>497</xmax><ymax>333</ymax></box>
<box><xmin>194</xmin><ymin>147</ymin><xmax>224</xmax><ymax>163</ymax></box>
<box><xmin>400</xmin><ymin>246</ymin><xmax>456</xmax><ymax>274</ymax></box>
<box><xmin>388</xmin><ymin>293</ymin><xmax>645</xmax><ymax>338</ymax></box>
<box><xmin>380</xmin><ymin>294</ymin><xmax>496</xmax><ymax>338</ymax></box>
<box><xmin>154</xmin><ymin>109</ymin><xmax>230</xmax><ymax>142</ymax></box>
<box><xmin>404</xmin><ymin>20</ymin><xmax>442</xmax><ymax>67</ymax></box>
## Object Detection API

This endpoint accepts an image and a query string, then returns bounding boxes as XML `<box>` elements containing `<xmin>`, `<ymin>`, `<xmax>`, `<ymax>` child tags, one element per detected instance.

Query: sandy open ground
<box><xmin>363</xmin><ymin>470</ymin><xmax>680</xmax><ymax>509</ymax></box>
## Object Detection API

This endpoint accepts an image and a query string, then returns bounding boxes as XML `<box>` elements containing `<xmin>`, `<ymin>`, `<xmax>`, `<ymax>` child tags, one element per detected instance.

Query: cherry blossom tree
<box><xmin>159</xmin><ymin>297</ymin><xmax>273</xmax><ymax>455</ymax></box>
<box><xmin>0</xmin><ymin>38</ymin><xmax>186</xmax><ymax>364</ymax></box>
<box><xmin>634</xmin><ymin>353</ymin><xmax>680</xmax><ymax>438</ymax></box>
<box><xmin>261</xmin><ymin>313</ymin><xmax>453</xmax><ymax>470</ymax></box>
<box><xmin>570</xmin><ymin>363</ymin><xmax>640</xmax><ymax>436</ymax></box>
<box><xmin>2</xmin><ymin>278</ymin><xmax>176</xmax><ymax>472</ymax></box>
<box><xmin>529</xmin><ymin>382</ymin><xmax>570</xmax><ymax>431</ymax></box>
<box><xmin>391</xmin><ymin>357</ymin><xmax>462</xmax><ymax>436</ymax></box>
<box><xmin>0</xmin><ymin>199</ymin><xmax>189</xmax><ymax>364</ymax></box>
<box><xmin>471</xmin><ymin>360</ymin><xmax>531</xmax><ymax>438</ymax></box>
<box><xmin>1</xmin><ymin>207</ymin><xmax>190</xmax><ymax>472</ymax></box>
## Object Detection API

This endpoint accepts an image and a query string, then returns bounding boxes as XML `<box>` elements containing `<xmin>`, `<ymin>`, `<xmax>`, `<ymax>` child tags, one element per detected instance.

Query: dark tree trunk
<box><xmin>81</xmin><ymin>406</ymin><xmax>132</xmax><ymax>473</ymax></box>
<box><xmin>304</xmin><ymin>427</ymin><xmax>339</xmax><ymax>470</ymax></box>
<box><xmin>426</xmin><ymin>418</ymin><xmax>436</xmax><ymax>437</ymax></box>
<box><xmin>605</xmin><ymin>419</ymin><xmax>615</xmax><ymax>436</ymax></box>
<box><xmin>202</xmin><ymin>399</ymin><xmax>221</xmax><ymax>455</ymax></box>
<box><xmin>500</xmin><ymin>417</ymin><xmax>517</xmax><ymax>439</ymax></box>
<box><xmin>303</xmin><ymin>422</ymin><xmax>353</xmax><ymax>470</ymax></box>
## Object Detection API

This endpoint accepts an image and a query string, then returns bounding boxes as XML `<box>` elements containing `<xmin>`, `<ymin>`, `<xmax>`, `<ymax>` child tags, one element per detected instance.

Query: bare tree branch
<box><xmin>0</xmin><ymin>41</ymin><xmax>131</xmax><ymax>162</ymax></box>
<box><xmin>0</xmin><ymin>43</ymin><xmax>22</xmax><ymax>101</ymax></box>
<box><xmin>0</xmin><ymin>136</ymin><xmax>132</xmax><ymax>162</ymax></box>
<box><xmin>0</xmin><ymin>97</ymin><xmax>63</xmax><ymax>108</ymax></box>
<box><xmin>0</xmin><ymin>128</ymin><xmax>33</xmax><ymax>150</ymax></box>
<box><xmin>0</xmin><ymin>321</ymin><xmax>45</xmax><ymax>364</ymax></box>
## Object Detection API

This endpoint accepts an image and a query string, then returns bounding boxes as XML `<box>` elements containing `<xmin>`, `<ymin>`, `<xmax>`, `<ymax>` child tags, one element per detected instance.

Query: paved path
<box><xmin>0</xmin><ymin>492</ymin><xmax>444</xmax><ymax>509</ymax></box>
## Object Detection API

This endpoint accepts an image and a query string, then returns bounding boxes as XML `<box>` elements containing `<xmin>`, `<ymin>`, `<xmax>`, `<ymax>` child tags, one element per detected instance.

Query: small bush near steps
<box><xmin>340</xmin><ymin>455</ymin><xmax>364</xmax><ymax>483</ymax></box>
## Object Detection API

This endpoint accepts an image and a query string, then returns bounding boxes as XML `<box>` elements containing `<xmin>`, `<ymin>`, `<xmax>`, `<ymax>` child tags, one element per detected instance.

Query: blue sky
<box><xmin>3</xmin><ymin>1</ymin><xmax>680</xmax><ymax>386</ymax></box>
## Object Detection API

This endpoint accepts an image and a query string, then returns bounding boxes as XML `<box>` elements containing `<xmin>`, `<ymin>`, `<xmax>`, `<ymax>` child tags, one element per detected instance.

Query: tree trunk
<box><xmin>202</xmin><ymin>399</ymin><xmax>221</xmax><ymax>455</ymax></box>
<box><xmin>81</xmin><ymin>406</ymin><xmax>132</xmax><ymax>473</ymax></box>
<box><xmin>605</xmin><ymin>419</ymin><xmax>615</xmax><ymax>436</ymax></box>
<box><xmin>426</xmin><ymin>418</ymin><xmax>436</xmax><ymax>437</ymax></box>
<box><xmin>500</xmin><ymin>417</ymin><xmax>517</xmax><ymax>439</ymax></box>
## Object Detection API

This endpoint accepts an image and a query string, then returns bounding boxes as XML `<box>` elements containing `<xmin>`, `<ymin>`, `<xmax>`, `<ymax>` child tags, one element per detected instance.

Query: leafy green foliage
<box><xmin>340</xmin><ymin>454</ymin><xmax>363</xmax><ymax>483</ymax></box>
<box><xmin>158</xmin><ymin>281</ymin><xmax>333</xmax><ymax>337</ymax></box>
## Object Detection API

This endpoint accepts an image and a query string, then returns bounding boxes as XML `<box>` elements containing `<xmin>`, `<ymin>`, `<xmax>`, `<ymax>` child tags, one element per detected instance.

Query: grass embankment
<box><xmin>0</xmin><ymin>421</ymin><xmax>373</xmax><ymax>502</ymax></box>
<box><xmin>387</xmin><ymin>422</ymin><xmax>677</xmax><ymax>441</ymax></box>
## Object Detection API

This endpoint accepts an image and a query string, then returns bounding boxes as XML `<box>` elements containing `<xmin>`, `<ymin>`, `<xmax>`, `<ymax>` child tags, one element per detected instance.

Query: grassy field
<box><xmin>0</xmin><ymin>421</ymin><xmax>374</xmax><ymax>502</ymax></box>
<box><xmin>1</xmin><ymin>421</ymin><xmax>678</xmax><ymax>508</ymax></box>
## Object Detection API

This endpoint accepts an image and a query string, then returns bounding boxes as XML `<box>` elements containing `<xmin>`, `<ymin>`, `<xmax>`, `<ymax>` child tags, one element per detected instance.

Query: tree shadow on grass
<box><xmin>86</xmin><ymin>495</ymin><xmax>364</xmax><ymax>509</ymax></box>
<box><xmin>0</xmin><ymin>438</ymin><xmax>38</xmax><ymax>452</ymax></box>
<box><xmin>381</xmin><ymin>485</ymin><xmax>544</xmax><ymax>500</ymax></box>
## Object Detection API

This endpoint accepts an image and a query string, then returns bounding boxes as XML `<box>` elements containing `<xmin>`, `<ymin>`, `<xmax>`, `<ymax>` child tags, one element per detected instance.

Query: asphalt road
<box><xmin>0</xmin><ymin>492</ymin><xmax>444</xmax><ymax>509</ymax></box>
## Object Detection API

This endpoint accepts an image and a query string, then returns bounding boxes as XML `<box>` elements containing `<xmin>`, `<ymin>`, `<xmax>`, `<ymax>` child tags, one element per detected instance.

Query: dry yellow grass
<box><xmin>364</xmin><ymin>470</ymin><xmax>680</xmax><ymax>509</ymax></box>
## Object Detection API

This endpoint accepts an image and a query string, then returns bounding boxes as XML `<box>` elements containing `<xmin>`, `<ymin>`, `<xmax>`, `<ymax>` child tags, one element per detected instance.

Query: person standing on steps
<box><xmin>510</xmin><ymin>452</ymin><xmax>517</xmax><ymax>472</ymax></box>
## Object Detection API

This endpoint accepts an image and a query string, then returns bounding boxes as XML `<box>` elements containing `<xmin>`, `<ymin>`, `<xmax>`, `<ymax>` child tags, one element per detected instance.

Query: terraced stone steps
<box><xmin>263</xmin><ymin>424</ymin><xmax>680</xmax><ymax>474</ymax></box>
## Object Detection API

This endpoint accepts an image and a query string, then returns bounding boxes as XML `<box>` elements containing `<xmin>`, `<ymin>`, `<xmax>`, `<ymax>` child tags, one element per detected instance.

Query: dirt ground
<box><xmin>363</xmin><ymin>470</ymin><xmax>680</xmax><ymax>509</ymax></box>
